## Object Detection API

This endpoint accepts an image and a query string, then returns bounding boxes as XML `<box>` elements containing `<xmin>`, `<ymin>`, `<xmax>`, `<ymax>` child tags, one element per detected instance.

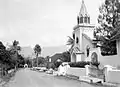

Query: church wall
<box><xmin>71</xmin><ymin>53</ymin><xmax>76</xmax><ymax>62</ymax></box>
<box><xmin>73</xmin><ymin>28</ymin><xmax>80</xmax><ymax>49</ymax></box>
<box><xmin>88</xmin><ymin>47</ymin><xmax>120</xmax><ymax>68</ymax></box>
<box><xmin>117</xmin><ymin>40</ymin><xmax>120</xmax><ymax>56</ymax></box>
<box><xmin>82</xmin><ymin>27</ymin><xmax>94</xmax><ymax>39</ymax></box>
<box><xmin>76</xmin><ymin>54</ymin><xmax>82</xmax><ymax>61</ymax></box>
<box><xmin>82</xmin><ymin>34</ymin><xmax>93</xmax><ymax>60</ymax></box>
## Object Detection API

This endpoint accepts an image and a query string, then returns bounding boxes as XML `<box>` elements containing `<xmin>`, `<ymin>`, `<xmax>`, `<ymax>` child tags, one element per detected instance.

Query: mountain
<box><xmin>41</xmin><ymin>45</ymin><xmax>69</xmax><ymax>57</ymax></box>
<box><xmin>20</xmin><ymin>46</ymin><xmax>35</xmax><ymax>58</ymax></box>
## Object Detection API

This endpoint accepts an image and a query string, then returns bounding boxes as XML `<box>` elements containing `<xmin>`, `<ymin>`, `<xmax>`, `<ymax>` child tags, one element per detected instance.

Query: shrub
<box><xmin>68</xmin><ymin>61</ymin><xmax>90</xmax><ymax>68</ymax></box>
<box><xmin>54</xmin><ymin>61</ymin><xmax>62</xmax><ymax>68</ymax></box>
<box><xmin>46</xmin><ymin>62</ymin><xmax>55</xmax><ymax>69</ymax></box>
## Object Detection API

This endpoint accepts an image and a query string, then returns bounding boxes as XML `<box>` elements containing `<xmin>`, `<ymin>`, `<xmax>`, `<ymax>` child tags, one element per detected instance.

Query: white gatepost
<box><xmin>85</xmin><ymin>65</ymin><xmax>90</xmax><ymax>76</ymax></box>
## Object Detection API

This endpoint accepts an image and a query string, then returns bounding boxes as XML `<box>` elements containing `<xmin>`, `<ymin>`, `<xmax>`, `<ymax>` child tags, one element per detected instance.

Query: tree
<box><xmin>17</xmin><ymin>54</ymin><xmax>25</xmax><ymax>68</ymax></box>
<box><xmin>32</xmin><ymin>57</ymin><xmax>46</xmax><ymax>67</ymax></box>
<box><xmin>8</xmin><ymin>40</ymin><xmax>21</xmax><ymax>69</ymax></box>
<box><xmin>67</xmin><ymin>36</ymin><xmax>74</xmax><ymax>54</ymax></box>
<box><xmin>94</xmin><ymin>0</ymin><xmax>120</xmax><ymax>55</ymax></box>
<box><xmin>24</xmin><ymin>58</ymin><xmax>32</xmax><ymax>67</ymax></box>
<box><xmin>34</xmin><ymin>44</ymin><xmax>41</xmax><ymax>67</ymax></box>
<box><xmin>61</xmin><ymin>51</ymin><xmax>71</xmax><ymax>62</ymax></box>
<box><xmin>0</xmin><ymin>41</ymin><xmax>13</xmax><ymax>76</ymax></box>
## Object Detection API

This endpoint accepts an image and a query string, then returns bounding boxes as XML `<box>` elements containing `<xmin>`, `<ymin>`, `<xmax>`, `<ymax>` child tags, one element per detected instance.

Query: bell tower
<box><xmin>71</xmin><ymin>0</ymin><xmax>95</xmax><ymax>62</ymax></box>
<box><xmin>77</xmin><ymin>0</ymin><xmax>90</xmax><ymax>24</ymax></box>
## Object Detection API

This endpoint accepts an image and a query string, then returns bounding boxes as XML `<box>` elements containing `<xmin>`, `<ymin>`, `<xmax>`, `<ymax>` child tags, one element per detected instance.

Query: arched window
<box><xmin>91</xmin><ymin>52</ymin><xmax>98</xmax><ymax>63</ymax></box>
<box><xmin>84</xmin><ymin>14</ymin><xmax>88</xmax><ymax>23</ymax></box>
<box><xmin>86</xmin><ymin>45</ymin><xmax>90</xmax><ymax>57</ymax></box>
<box><xmin>76</xmin><ymin>37</ymin><xmax>79</xmax><ymax>44</ymax></box>
<box><xmin>77</xmin><ymin>16</ymin><xmax>79</xmax><ymax>24</ymax></box>
<box><xmin>91</xmin><ymin>52</ymin><xmax>99</xmax><ymax>68</ymax></box>
<box><xmin>73</xmin><ymin>33</ymin><xmax>75</xmax><ymax>39</ymax></box>
<box><xmin>80</xmin><ymin>15</ymin><xmax>83</xmax><ymax>23</ymax></box>
<box><xmin>88</xmin><ymin>17</ymin><xmax>90</xmax><ymax>23</ymax></box>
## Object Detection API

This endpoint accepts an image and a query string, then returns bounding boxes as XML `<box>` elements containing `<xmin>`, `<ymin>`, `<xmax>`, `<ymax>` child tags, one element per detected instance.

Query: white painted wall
<box><xmin>106</xmin><ymin>70</ymin><xmax>120</xmax><ymax>83</ymax></box>
<box><xmin>66</xmin><ymin>67</ymin><xmax>86</xmax><ymax>77</ymax></box>
<box><xmin>76</xmin><ymin>55</ymin><xmax>82</xmax><ymax>62</ymax></box>
<box><xmin>87</xmin><ymin>47</ymin><xmax>120</xmax><ymax>67</ymax></box>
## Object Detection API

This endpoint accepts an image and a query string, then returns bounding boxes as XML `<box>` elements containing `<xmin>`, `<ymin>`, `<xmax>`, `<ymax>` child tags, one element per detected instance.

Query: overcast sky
<box><xmin>0</xmin><ymin>0</ymin><xmax>104</xmax><ymax>47</ymax></box>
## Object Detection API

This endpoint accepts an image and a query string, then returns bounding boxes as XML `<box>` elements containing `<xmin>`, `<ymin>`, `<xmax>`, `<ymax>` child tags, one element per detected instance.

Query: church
<box><xmin>70</xmin><ymin>0</ymin><xmax>120</xmax><ymax>68</ymax></box>
<box><xmin>70</xmin><ymin>0</ymin><xmax>95</xmax><ymax>62</ymax></box>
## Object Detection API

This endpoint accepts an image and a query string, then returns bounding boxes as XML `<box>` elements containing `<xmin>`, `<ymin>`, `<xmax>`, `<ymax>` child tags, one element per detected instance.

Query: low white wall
<box><xmin>66</xmin><ymin>67</ymin><xmax>86</xmax><ymax>77</ymax></box>
<box><xmin>106</xmin><ymin>70</ymin><xmax>120</xmax><ymax>83</ymax></box>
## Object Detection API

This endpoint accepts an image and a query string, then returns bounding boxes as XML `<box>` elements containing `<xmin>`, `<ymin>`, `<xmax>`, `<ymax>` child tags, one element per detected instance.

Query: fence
<box><xmin>66</xmin><ymin>67</ymin><xmax>86</xmax><ymax>77</ymax></box>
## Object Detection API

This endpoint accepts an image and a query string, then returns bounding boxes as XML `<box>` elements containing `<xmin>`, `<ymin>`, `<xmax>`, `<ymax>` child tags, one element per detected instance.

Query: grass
<box><xmin>0</xmin><ymin>70</ymin><xmax>17</xmax><ymax>87</ymax></box>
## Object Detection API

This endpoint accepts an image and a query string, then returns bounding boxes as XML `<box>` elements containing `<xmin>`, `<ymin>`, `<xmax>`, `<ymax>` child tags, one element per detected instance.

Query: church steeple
<box><xmin>77</xmin><ymin>0</ymin><xmax>90</xmax><ymax>24</ymax></box>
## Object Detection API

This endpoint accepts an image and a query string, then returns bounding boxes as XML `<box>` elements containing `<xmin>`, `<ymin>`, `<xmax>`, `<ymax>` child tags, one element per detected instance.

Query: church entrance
<box><xmin>71</xmin><ymin>53</ymin><xmax>76</xmax><ymax>62</ymax></box>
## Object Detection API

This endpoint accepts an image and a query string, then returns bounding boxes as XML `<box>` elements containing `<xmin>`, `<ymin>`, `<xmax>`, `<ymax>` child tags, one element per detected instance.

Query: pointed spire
<box><xmin>77</xmin><ymin>0</ymin><xmax>90</xmax><ymax>24</ymax></box>
<box><xmin>82</xmin><ymin>0</ymin><xmax>84</xmax><ymax>4</ymax></box>
<box><xmin>79</xmin><ymin>0</ymin><xmax>89</xmax><ymax>17</ymax></box>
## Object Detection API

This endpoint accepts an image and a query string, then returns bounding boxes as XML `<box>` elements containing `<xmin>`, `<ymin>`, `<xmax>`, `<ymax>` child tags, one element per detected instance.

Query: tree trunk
<box><xmin>36</xmin><ymin>54</ymin><xmax>38</xmax><ymax>67</ymax></box>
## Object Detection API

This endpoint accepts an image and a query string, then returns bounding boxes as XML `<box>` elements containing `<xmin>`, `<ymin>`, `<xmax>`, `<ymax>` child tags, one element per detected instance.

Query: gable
<box><xmin>82</xmin><ymin>33</ymin><xmax>92</xmax><ymax>43</ymax></box>
<box><xmin>82</xmin><ymin>34</ymin><xmax>93</xmax><ymax>50</ymax></box>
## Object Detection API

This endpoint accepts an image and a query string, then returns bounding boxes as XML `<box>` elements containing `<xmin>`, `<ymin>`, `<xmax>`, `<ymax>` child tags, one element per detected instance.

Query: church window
<box><xmin>86</xmin><ymin>45</ymin><xmax>90</xmax><ymax>57</ymax></box>
<box><xmin>77</xmin><ymin>16</ymin><xmax>79</xmax><ymax>24</ymax></box>
<box><xmin>76</xmin><ymin>37</ymin><xmax>79</xmax><ymax>44</ymax></box>
<box><xmin>91</xmin><ymin>52</ymin><xmax>98</xmax><ymax>64</ymax></box>
<box><xmin>73</xmin><ymin>33</ymin><xmax>75</xmax><ymax>39</ymax></box>
<box><xmin>84</xmin><ymin>14</ymin><xmax>88</xmax><ymax>23</ymax></box>
<box><xmin>88</xmin><ymin>17</ymin><xmax>90</xmax><ymax>23</ymax></box>
<box><xmin>80</xmin><ymin>15</ymin><xmax>83</xmax><ymax>23</ymax></box>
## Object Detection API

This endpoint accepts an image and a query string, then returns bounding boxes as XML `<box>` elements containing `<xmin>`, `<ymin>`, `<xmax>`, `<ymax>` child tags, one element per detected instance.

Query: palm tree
<box><xmin>67</xmin><ymin>36</ymin><xmax>75</xmax><ymax>54</ymax></box>
<box><xmin>34</xmin><ymin>44</ymin><xmax>41</xmax><ymax>67</ymax></box>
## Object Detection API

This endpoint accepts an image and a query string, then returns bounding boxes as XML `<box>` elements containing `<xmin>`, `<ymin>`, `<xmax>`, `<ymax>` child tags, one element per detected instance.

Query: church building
<box><xmin>70</xmin><ymin>0</ymin><xmax>95</xmax><ymax>62</ymax></box>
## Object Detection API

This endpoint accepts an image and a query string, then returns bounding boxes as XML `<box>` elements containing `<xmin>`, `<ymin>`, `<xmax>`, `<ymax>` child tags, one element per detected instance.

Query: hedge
<box><xmin>68</xmin><ymin>61</ymin><xmax>90</xmax><ymax>68</ymax></box>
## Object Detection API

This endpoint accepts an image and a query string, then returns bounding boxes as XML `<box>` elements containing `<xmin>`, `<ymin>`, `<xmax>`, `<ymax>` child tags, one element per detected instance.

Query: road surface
<box><xmin>5</xmin><ymin>68</ymin><xmax>103</xmax><ymax>87</ymax></box>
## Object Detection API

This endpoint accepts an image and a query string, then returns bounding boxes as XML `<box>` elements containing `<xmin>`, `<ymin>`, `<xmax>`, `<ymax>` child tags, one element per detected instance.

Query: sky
<box><xmin>0</xmin><ymin>0</ymin><xmax>104</xmax><ymax>48</ymax></box>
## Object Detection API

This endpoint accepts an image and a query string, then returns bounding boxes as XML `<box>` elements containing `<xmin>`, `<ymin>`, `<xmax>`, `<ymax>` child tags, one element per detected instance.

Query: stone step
<box><xmin>102</xmin><ymin>82</ymin><xmax>119</xmax><ymax>87</ymax></box>
<box><xmin>79</xmin><ymin>76</ymin><xmax>104</xmax><ymax>83</ymax></box>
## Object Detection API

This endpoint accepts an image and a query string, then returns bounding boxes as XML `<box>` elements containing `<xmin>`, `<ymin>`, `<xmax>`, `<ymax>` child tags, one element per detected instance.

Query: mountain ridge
<box><xmin>41</xmin><ymin>45</ymin><xmax>69</xmax><ymax>57</ymax></box>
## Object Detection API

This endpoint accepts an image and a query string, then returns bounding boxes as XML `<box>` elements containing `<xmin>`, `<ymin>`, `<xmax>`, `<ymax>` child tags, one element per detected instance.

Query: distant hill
<box><xmin>20</xmin><ymin>46</ymin><xmax>35</xmax><ymax>58</ymax></box>
<box><xmin>41</xmin><ymin>45</ymin><xmax>69</xmax><ymax>57</ymax></box>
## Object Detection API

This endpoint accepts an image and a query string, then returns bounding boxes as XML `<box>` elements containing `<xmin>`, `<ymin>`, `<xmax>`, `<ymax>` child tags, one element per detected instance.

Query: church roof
<box><xmin>82</xmin><ymin>33</ymin><xmax>93</xmax><ymax>43</ymax></box>
<box><xmin>79</xmin><ymin>0</ymin><xmax>89</xmax><ymax>17</ymax></box>
<box><xmin>72</xmin><ymin>46</ymin><xmax>84</xmax><ymax>54</ymax></box>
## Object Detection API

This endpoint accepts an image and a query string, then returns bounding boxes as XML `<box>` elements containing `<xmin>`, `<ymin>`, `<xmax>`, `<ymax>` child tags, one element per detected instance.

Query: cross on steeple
<box><xmin>77</xmin><ymin>0</ymin><xmax>90</xmax><ymax>24</ymax></box>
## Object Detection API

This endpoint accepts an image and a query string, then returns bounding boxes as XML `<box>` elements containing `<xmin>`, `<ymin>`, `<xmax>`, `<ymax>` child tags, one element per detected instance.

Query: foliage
<box><xmin>0</xmin><ymin>41</ymin><xmax>15</xmax><ymax>75</ymax></box>
<box><xmin>54</xmin><ymin>61</ymin><xmax>62</xmax><ymax>68</ymax></box>
<box><xmin>24</xmin><ymin>58</ymin><xmax>32</xmax><ymax>67</ymax></box>
<box><xmin>17</xmin><ymin>54</ymin><xmax>25</xmax><ymax>68</ymax></box>
<box><xmin>94</xmin><ymin>0</ymin><xmax>120</xmax><ymax>55</ymax></box>
<box><xmin>34</xmin><ymin>44</ymin><xmax>41</xmax><ymax>56</ymax></box>
<box><xmin>46</xmin><ymin>62</ymin><xmax>55</xmax><ymax>69</ymax></box>
<box><xmin>69</xmin><ymin>61</ymin><xmax>90</xmax><ymax>68</ymax></box>
<box><xmin>61</xmin><ymin>51</ymin><xmax>71</xmax><ymax>62</ymax></box>
<box><xmin>67</xmin><ymin>36</ymin><xmax>74</xmax><ymax>53</ymax></box>
<box><xmin>7</xmin><ymin>40</ymin><xmax>21</xmax><ymax>68</ymax></box>
<box><xmin>34</xmin><ymin>44</ymin><xmax>41</xmax><ymax>67</ymax></box>
<box><xmin>32</xmin><ymin>57</ymin><xmax>46</xmax><ymax>67</ymax></box>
